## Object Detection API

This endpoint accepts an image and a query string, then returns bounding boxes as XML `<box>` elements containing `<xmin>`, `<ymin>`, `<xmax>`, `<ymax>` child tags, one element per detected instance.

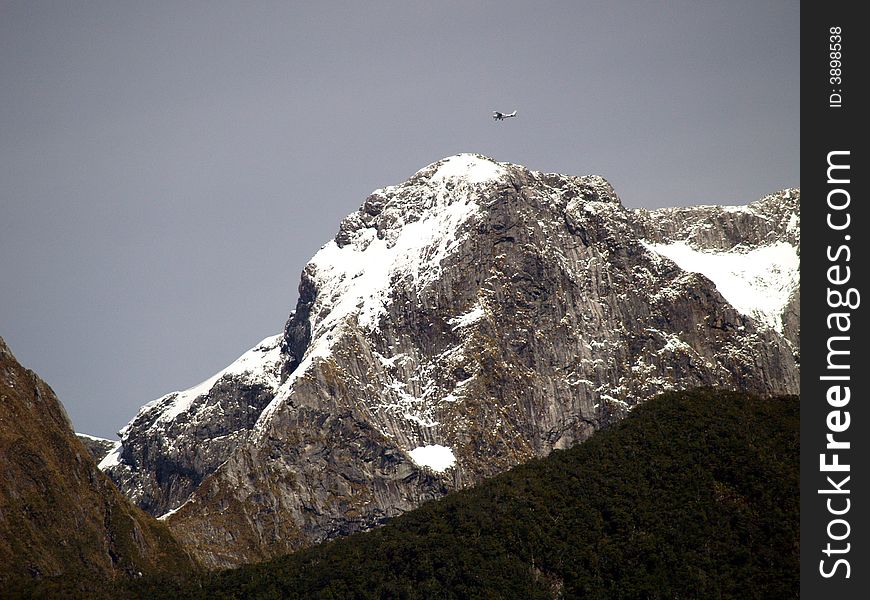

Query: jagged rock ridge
<box><xmin>102</xmin><ymin>154</ymin><xmax>800</xmax><ymax>567</ymax></box>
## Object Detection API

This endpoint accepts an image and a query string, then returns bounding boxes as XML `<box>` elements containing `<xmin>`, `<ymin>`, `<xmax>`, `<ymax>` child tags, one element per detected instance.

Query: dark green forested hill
<box><xmin>130</xmin><ymin>388</ymin><xmax>798</xmax><ymax>599</ymax></box>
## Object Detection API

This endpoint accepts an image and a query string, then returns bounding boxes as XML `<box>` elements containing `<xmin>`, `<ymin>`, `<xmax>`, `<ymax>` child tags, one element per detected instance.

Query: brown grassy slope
<box><xmin>0</xmin><ymin>336</ymin><xmax>198</xmax><ymax>592</ymax></box>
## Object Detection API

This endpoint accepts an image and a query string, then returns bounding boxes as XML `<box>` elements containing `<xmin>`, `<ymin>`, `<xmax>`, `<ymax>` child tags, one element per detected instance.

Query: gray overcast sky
<box><xmin>1</xmin><ymin>1</ymin><xmax>799</xmax><ymax>439</ymax></box>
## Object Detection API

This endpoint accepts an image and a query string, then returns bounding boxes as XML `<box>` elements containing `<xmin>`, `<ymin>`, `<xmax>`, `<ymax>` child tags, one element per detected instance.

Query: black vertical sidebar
<box><xmin>801</xmin><ymin>2</ymin><xmax>867</xmax><ymax>598</ymax></box>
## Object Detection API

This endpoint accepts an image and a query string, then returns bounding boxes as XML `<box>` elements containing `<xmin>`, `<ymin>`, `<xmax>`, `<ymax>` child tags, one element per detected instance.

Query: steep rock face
<box><xmin>0</xmin><ymin>336</ymin><xmax>197</xmax><ymax>590</ymax></box>
<box><xmin>104</xmin><ymin>155</ymin><xmax>800</xmax><ymax>567</ymax></box>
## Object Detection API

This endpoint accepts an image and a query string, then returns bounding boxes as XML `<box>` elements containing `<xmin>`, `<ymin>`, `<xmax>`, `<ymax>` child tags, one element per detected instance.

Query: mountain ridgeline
<box><xmin>132</xmin><ymin>389</ymin><xmax>800</xmax><ymax>599</ymax></box>
<box><xmin>0</xmin><ymin>337</ymin><xmax>197</xmax><ymax>595</ymax></box>
<box><xmin>101</xmin><ymin>154</ymin><xmax>800</xmax><ymax>568</ymax></box>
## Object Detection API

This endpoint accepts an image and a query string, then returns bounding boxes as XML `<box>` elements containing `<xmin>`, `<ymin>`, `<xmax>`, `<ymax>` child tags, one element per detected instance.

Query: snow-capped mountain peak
<box><xmin>426</xmin><ymin>153</ymin><xmax>508</xmax><ymax>184</ymax></box>
<box><xmin>101</xmin><ymin>156</ymin><xmax>799</xmax><ymax>568</ymax></box>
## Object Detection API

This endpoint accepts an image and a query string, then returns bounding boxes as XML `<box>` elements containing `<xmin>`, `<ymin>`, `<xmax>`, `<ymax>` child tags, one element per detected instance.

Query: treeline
<box><xmin>15</xmin><ymin>388</ymin><xmax>798</xmax><ymax>598</ymax></box>
<box><xmin>130</xmin><ymin>388</ymin><xmax>798</xmax><ymax>599</ymax></box>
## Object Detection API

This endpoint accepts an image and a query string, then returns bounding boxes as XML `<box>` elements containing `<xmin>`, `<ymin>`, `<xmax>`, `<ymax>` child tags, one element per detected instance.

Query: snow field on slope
<box><xmin>408</xmin><ymin>444</ymin><xmax>456</xmax><ymax>472</ymax></box>
<box><xmin>642</xmin><ymin>241</ymin><xmax>799</xmax><ymax>333</ymax></box>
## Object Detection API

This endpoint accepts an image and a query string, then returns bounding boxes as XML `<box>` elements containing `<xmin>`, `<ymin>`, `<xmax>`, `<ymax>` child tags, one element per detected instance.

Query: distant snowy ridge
<box><xmin>121</xmin><ymin>334</ymin><xmax>283</xmax><ymax>436</ymax></box>
<box><xmin>76</xmin><ymin>432</ymin><xmax>117</xmax><ymax>443</ymax></box>
<box><xmin>76</xmin><ymin>431</ymin><xmax>119</xmax><ymax>464</ymax></box>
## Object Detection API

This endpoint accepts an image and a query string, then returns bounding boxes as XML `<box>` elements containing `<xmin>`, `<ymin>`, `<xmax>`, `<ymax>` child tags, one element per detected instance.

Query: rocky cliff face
<box><xmin>102</xmin><ymin>154</ymin><xmax>800</xmax><ymax>568</ymax></box>
<box><xmin>0</xmin><ymin>336</ymin><xmax>197</xmax><ymax>591</ymax></box>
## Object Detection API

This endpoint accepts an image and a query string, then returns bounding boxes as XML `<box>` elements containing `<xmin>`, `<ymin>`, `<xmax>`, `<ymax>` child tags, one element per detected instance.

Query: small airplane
<box><xmin>492</xmin><ymin>110</ymin><xmax>517</xmax><ymax>121</ymax></box>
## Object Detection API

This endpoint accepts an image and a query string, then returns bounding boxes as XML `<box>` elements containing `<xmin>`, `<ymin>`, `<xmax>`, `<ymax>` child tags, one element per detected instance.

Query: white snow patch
<box><xmin>660</xmin><ymin>333</ymin><xmax>692</xmax><ymax>354</ymax></box>
<box><xmin>600</xmin><ymin>394</ymin><xmax>629</xmax><ymax>407</ymax></box>
<box><xmin>373</xmin><ymin>351</ymin><xmax>408</xmax><ymax>369</ymax></box>
<box><xmin>157</xmin><ymin>498</ymin><xmax>193</xmax><ymax>521</ymax></box>
<box><xmin>98</xmin><ymin>441</ymin><xmax>123</xmax><ymax>471</ymax></box>
<box><xmin>721</xmin><ymin>204</ymin><xmax>751</xmax><ymax>214</ymax></box>
<box><xmin>429</xmin><ymin>154</ymin><xmax>506</xmax><ymax>184</ymax></box>
<box><xmin>408</xmin><ymin>444</ymin><xmax>456</xmax><ymax>472</ymax></box>
<box><xmin>642</xmin><ymin>240</ymin><xmax>799</xmax><ymax>333</ymax></box>
<box><xmin>449</xmin><ymin>304</ymin><xmax>485</xmax><ymax>330</ymax></box>
<box><xmin>404</xmin><ymin>413</ymin><xmax>440</xmax><ymax>427</ymax></box>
